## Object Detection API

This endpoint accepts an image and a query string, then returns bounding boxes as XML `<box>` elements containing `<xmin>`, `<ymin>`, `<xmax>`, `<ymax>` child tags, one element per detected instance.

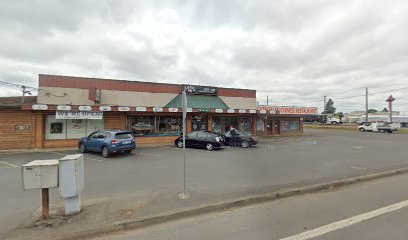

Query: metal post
<box><xmin>389</xmin><ymin>101</ymin><xmax>393</xmax><ymax>123</ymax></box>
<box><xmin>365</xmin><ymin>88</ymin><xmax>369</xmax><ymax>123</ymax></box>
<box><xmin>323</xmin><ymin>95</ymin><xmax>327</xmax><ymax>123</ymax></box>
<box><xmin>42</xmin><ymin>188</ymin><xmax>49</xmax><ymax>219</ymax></box>
<box><xmin>267</xmin><ymin>95</ymin><xmax>269</xmax><ymax>106</ymax></box>
<box><xmin>179</xmin><ymin>90</ymin><xmax>189</xmax><ymax>199</ymax></box>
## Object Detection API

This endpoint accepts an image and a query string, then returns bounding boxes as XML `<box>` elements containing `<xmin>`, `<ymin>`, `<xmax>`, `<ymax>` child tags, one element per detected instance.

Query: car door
<box><xmin>195</xmin><ymin>131</ymin><xmax>209</xmax><ymax>148</ymax></box>
<box><xmin>86</xmin><ymin>131</ymin><xmax>100</xmax><ymax>151</ymax></box>
<box><xmin>224</xmin><ymin>131</ymin><xmax>231</xmax><ymax>145</ymax></box>
<box><xmin>186</xmin><ymin>132</ymin><xmax>197</xmax><ymax>147</ymax></box>
<box><xmin>94</xmin><ymin>131</ymin><xmax>107</xmax><ymax>152</ymax></box>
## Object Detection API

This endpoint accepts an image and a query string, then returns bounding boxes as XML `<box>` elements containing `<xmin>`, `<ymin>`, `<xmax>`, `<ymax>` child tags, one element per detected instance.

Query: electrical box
<box><xmin>22</xmin><ymin>160</ymin><xmax>59</xmax><ymax>190</ymax></box>
<box><xmin>59</xmin><ymin>154</ymin><xmax>84</xmax><ymax>198</ymax></box>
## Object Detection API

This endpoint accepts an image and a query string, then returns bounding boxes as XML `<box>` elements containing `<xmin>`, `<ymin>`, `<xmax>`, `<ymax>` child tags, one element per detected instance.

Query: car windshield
<box><xmin>115</xmin><ymin>132</ymin><xmax>133</xmax><ymax>139</ymax></box>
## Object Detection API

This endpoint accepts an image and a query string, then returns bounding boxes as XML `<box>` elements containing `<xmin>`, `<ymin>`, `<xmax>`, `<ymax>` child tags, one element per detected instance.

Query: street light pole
<box><xmin>179</xmin><ymin>90</ymin><xmax>189</xmax><ymax>199</ymax></box>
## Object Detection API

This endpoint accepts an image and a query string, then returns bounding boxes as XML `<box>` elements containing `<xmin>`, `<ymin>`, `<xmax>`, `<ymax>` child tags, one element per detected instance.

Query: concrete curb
<box><xmin>60</xmin><ymin>166</ymin><xmax>408</xmax><ymax>240</ymax></box>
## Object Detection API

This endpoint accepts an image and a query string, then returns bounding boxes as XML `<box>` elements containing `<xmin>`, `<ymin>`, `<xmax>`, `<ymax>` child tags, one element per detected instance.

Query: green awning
<box><xmin>165</xmin><ymin>94</ymin><xmax>229</xmax><ymax>109</ymax></box>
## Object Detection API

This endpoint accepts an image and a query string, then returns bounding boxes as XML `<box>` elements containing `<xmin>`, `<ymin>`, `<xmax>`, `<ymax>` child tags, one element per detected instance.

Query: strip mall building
<box><xmin>0</xmin><ymin>74</ymin><xmax>318</xmax><ymax>150</ymax></box>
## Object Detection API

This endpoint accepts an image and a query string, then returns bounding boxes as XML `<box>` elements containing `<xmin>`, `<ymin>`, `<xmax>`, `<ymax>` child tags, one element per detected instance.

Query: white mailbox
<box><xmin>59</xmin><ymin>154</ymin><xmax>84</xmax><ymax>198</ymax></box>
<box><xmin>22</xmin><ymin>160</ymin><xmax>59</xmax><ymax>190</ymax></box>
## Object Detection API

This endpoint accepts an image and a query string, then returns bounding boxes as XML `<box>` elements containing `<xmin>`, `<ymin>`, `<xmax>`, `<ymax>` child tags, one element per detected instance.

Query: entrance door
<box><xmin>192</xmin><ymin>114</ymin><xmax>208</xmax><ymax>131</ymax></box>
<box><xmin>267</xmin><ymin>120</ymin><xmax>273</xmax><ymax>134</ymax></box>
<box><xmin>274</xmin><ymin>120</ymin><xmax>280</xmax><ymax>135</ymax></box>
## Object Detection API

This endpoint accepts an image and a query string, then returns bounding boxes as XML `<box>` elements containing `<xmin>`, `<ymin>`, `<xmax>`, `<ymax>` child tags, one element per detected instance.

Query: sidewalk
<box><xmin>6</xmin><ymin>167</ymin><xmax>408</xmax><ymax>240</ymax></box>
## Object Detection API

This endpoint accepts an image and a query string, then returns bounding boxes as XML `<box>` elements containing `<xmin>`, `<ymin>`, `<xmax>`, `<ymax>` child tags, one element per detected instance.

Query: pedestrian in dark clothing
<box><xmin>230</xmin><ymin>126</ymin><xmax>237</xmax><ymax>147</ymax></box>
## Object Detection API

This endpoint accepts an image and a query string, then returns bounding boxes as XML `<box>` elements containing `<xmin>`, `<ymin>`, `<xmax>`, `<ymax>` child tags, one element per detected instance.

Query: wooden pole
<box><xmin>42</xmin><ymin>188</ymin><xmax>49</xmax><ymax>219</ymax></box>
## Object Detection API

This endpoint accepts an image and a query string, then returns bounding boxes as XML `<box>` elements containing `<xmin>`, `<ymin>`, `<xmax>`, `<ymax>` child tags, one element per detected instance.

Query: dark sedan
<box><xmin>222</xmin><ymin>131</ymin><xmax>257</xmax><ymax>148</ymax></box>
<box><xmin>175</xmin><ymin>131</ymin><xmax>224</xmax><ymax>151</ymax></box>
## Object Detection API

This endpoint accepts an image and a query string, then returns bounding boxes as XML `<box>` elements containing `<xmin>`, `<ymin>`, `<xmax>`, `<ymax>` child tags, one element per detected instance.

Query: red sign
<box><xmin>257</xmin><ymin>106</ymin><xmax>318</xmax><ymax>115</ymax></box>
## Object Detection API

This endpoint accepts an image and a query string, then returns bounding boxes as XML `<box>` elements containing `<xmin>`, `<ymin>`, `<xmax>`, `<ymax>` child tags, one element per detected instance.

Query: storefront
<box><xmin>0</xmin><ymin>75</ymin><xmax>317</xmax><ymax>150</ymax></box>
<box><xmin>256</xmin><ymin>106</ymin><xmax>319</xmax><ymax>136</ymax></box>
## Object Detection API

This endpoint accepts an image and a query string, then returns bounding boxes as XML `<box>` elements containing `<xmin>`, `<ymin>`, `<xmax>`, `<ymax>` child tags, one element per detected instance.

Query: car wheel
<box><xmin>206</xmin><ymin>143</ymin><xmax>214</xmax><ymax>151</ymax></box>
<box><xmin>79</xmin><ymin>143</ymin><xmax>86</xmax><ymax>153</ymax></box>
<box><xmin>241</xmin><ymin>140</ymin><xmax>249</xmax><ymax>148</ymax></box>
<box><xmin>177</xmin><ymin>141</ymin><xmax>183</xmax><ymax>148</ymax></box>
<box><xmin>359</xmin><ymin>128</ymin><xmax>365</xmax><ymax>132</ymax></box>
<box><xmin>102</xmin><ymin>146</ymin><xmax>110</xmax><ymax>158</ymax></box>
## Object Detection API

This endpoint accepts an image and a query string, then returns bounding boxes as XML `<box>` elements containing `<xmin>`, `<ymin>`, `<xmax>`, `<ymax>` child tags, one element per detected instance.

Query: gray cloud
<box><xmin>0</xmin><ymin>0</ymin><xmax>408</xmax><ymax>113</ymax></box>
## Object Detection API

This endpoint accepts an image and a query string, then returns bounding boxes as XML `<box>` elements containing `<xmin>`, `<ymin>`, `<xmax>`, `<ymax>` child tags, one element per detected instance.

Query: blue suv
<box><xmin>78</xmin><ymin>130</ymin><xmax>136</xmax><ymax>158</ymax></box>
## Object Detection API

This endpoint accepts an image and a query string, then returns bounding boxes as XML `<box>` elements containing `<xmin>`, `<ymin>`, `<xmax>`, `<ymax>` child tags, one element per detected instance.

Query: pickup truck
<box><xmin>358</xmin><ymin>122</ymin><xmax>401</xmax><ymax>133</ymax></box>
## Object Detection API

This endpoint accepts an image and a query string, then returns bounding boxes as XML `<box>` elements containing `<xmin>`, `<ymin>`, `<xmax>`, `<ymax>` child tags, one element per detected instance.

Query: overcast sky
<box><xmin>1</xmin><ymin>0</ymin><xmax>408</xmax><ymax>113</ymax></box>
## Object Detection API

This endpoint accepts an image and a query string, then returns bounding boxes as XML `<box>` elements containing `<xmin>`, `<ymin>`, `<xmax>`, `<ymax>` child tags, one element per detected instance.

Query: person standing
<box><xmin>230</xmin><ymin>126</ymin><xmax>237</xmax><ymax>147</ymax></box>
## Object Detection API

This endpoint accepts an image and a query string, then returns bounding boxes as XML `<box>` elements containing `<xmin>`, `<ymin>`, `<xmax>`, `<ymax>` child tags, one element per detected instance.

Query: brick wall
<box><xmin>0</xmin><ymin>110</ymin><xmax>36</xmax><ymax>150</ymax></box>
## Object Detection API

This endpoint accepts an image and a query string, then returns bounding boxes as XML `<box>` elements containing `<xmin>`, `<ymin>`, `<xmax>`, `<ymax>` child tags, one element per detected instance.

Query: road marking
<box><xmin>279</xmin><ymin>199</ymin><xmax>408</xmax><ymax>240</ymax></box>
<box><xmin>50</xmin><ymin>152</ymin><xmax>103</xmax><ymax>162</ymax></box>
<box><xmin>0</xmin><ymin>161</ymin><xmax>19</xmax><ymax>168</ymax></box>
<box><xmin>351</xmin><ymin>165</ymin><xmax>367</xmax><ymax>170</ymax></box>
<box><xmin>139</xmin><ymin>152</ymin><xmax>164</xmax><ymax>157</ymax></box>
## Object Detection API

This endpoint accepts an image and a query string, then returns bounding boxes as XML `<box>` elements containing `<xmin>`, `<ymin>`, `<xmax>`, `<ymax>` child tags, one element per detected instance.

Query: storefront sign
<box><xmin>182</xmin><ymin>85</ymin><xmax>218</xmax><ymax>96</ymax></box>
<box><xmin>136</xmin><ymin>107</ymin><xmax>147</xmax><ymax>112</ymax></box>
<box><xmin>56</xmin><ymin>111</ymin><xmax>103</xmax><ymax>119</ymax></box>
<box><xmin>118</xmin><ymin>106</ymin><xmax>130</xmax><ymax>111</ymax></box>
<box><xmin>270</xmin><ymin>110</ymin><xmax>276</xmax><ymax>114</ymax></box>
<box><xmin>99</xmin><ymin>106</ymin><xmax>111</xmax><ymax>111</ymax></box>
<box><xmin>227</xmin><ymin>109</ymin><xmax>235</xmax><ymax>113</ymax></box>
<box><xmin>15</xmin><ymin>125</ymin><xmax>31</xmax><ymax>131</ymax></box>
<box><xmin>32</xmin><ymin>104</ymin><xmax>48</xmax><ymax>110</ymax></box>
<box><xmin>249</xmin><ymin>109</ymin><xmax>256</xmax><ymax>114</ymax></box>
<box><xmin>168</xmin><ymin>108</ymin><xmax>179</xmax><ymax>112</ymax></box>
<box><xmin>79</xmin><ymin>106</ymin><xmax>92</xmax><ymax>111</ymax></box>
<box><xmin>257</xmin><ymin>106</ymin><xmax>318</xmax><ymax>115</ymax></box>
<box><xmin>239</xmin><ymin>109</ymin><xmax>247</xmax><ymax>113</ymax></box>
<box><xmin>260</xmin><ymin>110</ymin><xmax>267</xmax><ymax>114</ymax></box>
<box><xmin>198</xmin><ymin>109</ymin><xmax>210</xmax><ymax>112</ymax></box>
<box><xmin>187</xmin><ymin>108</ymin><xmax>193</xmax><ymax>113</ymax></box>
<box><xmin>153</xmin><ymin>107</ymin><xmax>163</xmax><ymax>112</ymax></box>
<box><xmin>57</xmin><ymin>105</ymin><xmax>71</xmax><ymax>111</ymax></box>
<box><xmin>215</xmin><ymin>109</ymin><xmax>224</xmax><ymax>113</ymax></box>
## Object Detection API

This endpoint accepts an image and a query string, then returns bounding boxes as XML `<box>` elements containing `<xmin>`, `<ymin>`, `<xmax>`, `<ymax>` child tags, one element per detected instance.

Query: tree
<box><xmin>324</xmin><ymin>99</ymin><xmax>336</xmax><ymax>114</ymax></box>
<box><xmin>334</xmin><ymin>112</ymin><xmax>344</xmax><ymax>121</ymax></box>
<box><xmin>382</xmin><ymin>107</ymin><xmax>389</xmax><ymax>112</ymax></box>
<box><xmin>367</xmin><ymin>109</ymin><xmax>378</xmax><ymax>113</ymax></box>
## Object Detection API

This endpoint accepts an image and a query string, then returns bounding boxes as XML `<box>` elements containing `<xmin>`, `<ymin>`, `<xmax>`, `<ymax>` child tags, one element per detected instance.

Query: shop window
<box><xmin>157</xmin><ymin>116</ymin><xmax>182</xmax><ymax>135</ymax></box>
<box><xmin>212</xmin><ymin>116</ymin><xmax>252</xmax><ymax>134</ymax></box>
<box><xmin>129</xmin><ymin>116</ymin><xmax>155</xmax><ymax>136</ymax></box>
<box><xmin>46</xmin><ymin>116</ymin><xmax>66</xmax><ymax>140</ymax></box>
<box><xmin>257</xmin><ymin>118</ymin><xmax>265</xmax><ymax>131</ymax></box>
<box><xmin>281</xmin><ymin>120</ymin><xmax>300</xmax><ymax>131</ymax></box>
<box><xmin>45</xmin><ymin>115</ymin><xmax>105</xmax><ymax>140</ymax></box>
<box><xmin>127</xmin><ymin>116</ymin><xmax>182</xmax><ymax>136</ymax></box>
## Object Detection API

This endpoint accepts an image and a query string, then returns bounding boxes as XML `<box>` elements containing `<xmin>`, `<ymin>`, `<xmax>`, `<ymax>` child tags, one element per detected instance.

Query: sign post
<box><xmin>179</xmin><ymin>91</ymin><xmax>189</xmax><ymax>199</ymax></box>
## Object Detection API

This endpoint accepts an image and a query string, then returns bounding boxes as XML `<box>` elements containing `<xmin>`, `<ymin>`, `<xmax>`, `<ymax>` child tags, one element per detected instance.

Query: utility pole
<box><xmin>21</xmin><ymin>85</ymin><xmax>26</xmax><ymax>104</ymax></box>
<box><xmin>266</xmin><ymin>95</ymin><xmax>269</xmax><ymax>106</ymax></box>
<box><xmin>323</xmin><ymin>95</ymin><xmax>327</xmax><ymax>122</ymax></box>
<box><xmin>365</xmin><ymin>88</ymin><xmax>369</xmax><ymax>123</ymax></box>
<box><xmin>21</xmin><ymin>85</ymin><xmax>31</xmax><ymax>104</ymax></box>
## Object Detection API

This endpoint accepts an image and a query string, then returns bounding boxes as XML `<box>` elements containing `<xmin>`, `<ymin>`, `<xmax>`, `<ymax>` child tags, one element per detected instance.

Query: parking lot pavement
<box><xmin>2</xmin><ymin>128</ymin><xmax>408</xmax><ymax>238</ymax></box>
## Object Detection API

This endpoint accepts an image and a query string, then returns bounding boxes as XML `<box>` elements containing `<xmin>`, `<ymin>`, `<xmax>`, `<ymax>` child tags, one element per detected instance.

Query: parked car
<box><xmin>222</xmin><ymin>131</ymin><xmax>258</xmax><ymax>148</ymax></box>
<box><xmin>175</xmin><ymin>131</ymin><xmax>224</xmax><ymax>151</ymax></box>
<box><xmin>78</xmin><ymin>130</ymin><xmax>136</xmax><ymax>158</ymax></box>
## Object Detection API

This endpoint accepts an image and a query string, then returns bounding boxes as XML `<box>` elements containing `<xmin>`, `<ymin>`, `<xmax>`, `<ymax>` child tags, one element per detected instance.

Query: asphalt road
<box><xmin>1</xmin><ymin>128</ymin><xmax>407</xmax><ymax>237</ymax></box>
<box><xmin>92</xmin><ymin>171</ymin><xmax>408</xmax><ymax>240</ymax></box>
